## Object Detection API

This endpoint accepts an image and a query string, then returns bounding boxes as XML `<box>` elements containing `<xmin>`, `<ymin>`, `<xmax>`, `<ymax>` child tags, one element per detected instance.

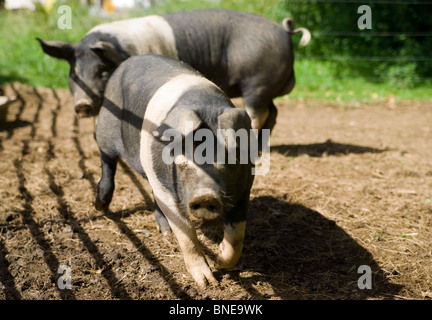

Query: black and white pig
<box><xmin>37</xmin><ymin>9</ymin><xmax>310</xmax><ymax>133</ymax></box>
<box><xmin>95</xmin><ymin>53</ymin><xmax>254</xmax><ymax>288</ymax></box>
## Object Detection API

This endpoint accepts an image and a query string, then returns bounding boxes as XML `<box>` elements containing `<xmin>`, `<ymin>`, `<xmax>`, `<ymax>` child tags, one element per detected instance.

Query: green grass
<box><xmin>0</xmin><ymin>2</ymin><xmax>99</xmax><ymax>88</ymax></box>
<box><xmin>286</xmin><ymin>60</ymin><xmax>432</xmax><ymax>103</ymax></box>
<box><xmin>1</xmin><ymin>0</ymin><xmax>430</xmax><ymax>103</ymax></box>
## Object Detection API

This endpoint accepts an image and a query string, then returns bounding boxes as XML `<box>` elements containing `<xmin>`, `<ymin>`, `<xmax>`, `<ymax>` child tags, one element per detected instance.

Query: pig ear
<box><xmin>36</xmin><ymin>38</ymin><xmax>76</xmax><ymax>61</ymax></box>
<box><xmin>218</xmin><ymin>108</ymin><xmax>251</xmax><ymax>131</ymax></box>
<box><xmin>153</xmin><ymin>108</ymin><xmax>202</xmax><ymax>141</ymax></box>
<box><xmin>90</xmin><ymin>41</ymin><xmax>124</xmax><ymax>66</ymax></box>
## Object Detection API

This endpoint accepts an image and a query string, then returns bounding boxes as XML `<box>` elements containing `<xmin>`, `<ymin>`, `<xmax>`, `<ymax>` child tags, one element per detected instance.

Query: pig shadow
<box><xmin>213</xmin><ymin>196</ymin><xmax>402</xmax><ymax>299</ymax></box>
<box><xmin>200</xmin><ymin>196</ymin><xmax>402</xmax><ymax>299</ymax></box>
<box><xmin>271</xmin><ymin>139</ymin><xmax>389</xmax><ymax>158</ymax></box>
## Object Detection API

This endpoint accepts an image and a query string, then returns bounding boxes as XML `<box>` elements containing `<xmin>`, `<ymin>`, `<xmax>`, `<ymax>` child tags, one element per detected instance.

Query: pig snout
<box><xmin>74</xmin><ymin>100</ymin><xmax>96</xmax><ymax>118</ymax></box>
<box><xmin>188</xmin><ymin>189</ymin><xmax>223</xmax><ymax>220</ymax></box>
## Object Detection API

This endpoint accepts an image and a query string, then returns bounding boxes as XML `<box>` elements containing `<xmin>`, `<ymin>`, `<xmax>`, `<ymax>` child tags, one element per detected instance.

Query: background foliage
<box><xmin>0</xmin><ymin>0</ymin><xmax>430</xmax><ymax>101</ymax></box>
<box><xmin>279</xmin><ymin>0</ymin><xmax>432</xmax><ymax>88</ymax></box>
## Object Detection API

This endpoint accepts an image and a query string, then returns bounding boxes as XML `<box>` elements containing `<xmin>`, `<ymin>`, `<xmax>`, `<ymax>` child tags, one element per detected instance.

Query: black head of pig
<box><xmin>154</xmin><ymin>106</ymin><xmax>254</xmax><ymax>222</ymax></box>
<box><xmin>36</xmin><ymin>33</ymin><xmax>129</xmax><ymax>117</ymax></box>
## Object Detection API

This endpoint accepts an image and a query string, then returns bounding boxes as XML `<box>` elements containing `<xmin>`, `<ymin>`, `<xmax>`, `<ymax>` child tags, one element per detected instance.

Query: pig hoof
<box><xmin>157</xmin><ymin>224</ymin><xmax>172</xmax><ymax>236</ymax></box>
<box><xmin>216</xmin><ymin>240</ymin><xmax>241</xmax><ymax>269</ymax></box>
<box><xmin>216</xmin><ymin>256</ymin><xmax>236</xmax><ymax>269</ymax></box>
<box><xmin>193</xmin><ymin>269</ymin><xmax>218</xmax><ymax>289</ymax></box>
<box><xmin>187</xmin><ymin>261</ymin><xmax>218</xmax><ymax>289</ymax></box>
<box><xmin>95</xmin><ymin>199</ymin><xmax>108</xmax><ymax>211</ymax></box>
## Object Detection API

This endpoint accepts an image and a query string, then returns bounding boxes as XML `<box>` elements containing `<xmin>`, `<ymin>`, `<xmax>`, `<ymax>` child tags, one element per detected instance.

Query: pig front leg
<box><xmin>216</xmin><ymin>196</ymin><xmax>249</xmax><ymax>269</ymax></box>
<box><xmin>95</xmin><ymin>151</ymin><xmax>118</xmax><ymax>211</ymax></box>
<box><xmin>170</xmin><ymin>221</ymin><xmax>218</xmax><ymax>289</ymax></box>
<box><xmin>217</xmin><ymin>221</ymin><xmax>246</xmax><ymax>269</ymax></box>
<box><xmin>156</xmin><ymin>198</ymin><xmax>217</xmax><ymax>289</ymax></box>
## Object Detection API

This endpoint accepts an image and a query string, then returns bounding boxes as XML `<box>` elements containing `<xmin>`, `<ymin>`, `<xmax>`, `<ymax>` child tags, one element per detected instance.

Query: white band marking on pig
<box><xmin>88</xmin><ymin>15</ymin><xmax>178</xmax><ymax>58</ymax></box>
<box><xmin>140</xmin><ymin>74</ymin><xmax>220</xmax><ymax>287</ymax></box>
<box><xmin>140</xmin><ymin>74</ymin><xmax>217</xmax><ymax>222</ymax></box>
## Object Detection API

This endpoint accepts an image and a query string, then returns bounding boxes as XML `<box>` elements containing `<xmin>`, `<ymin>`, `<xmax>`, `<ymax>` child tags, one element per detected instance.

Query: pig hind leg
<box><xmin>260</xmin><ymin>101</ymin><xmax>277</xmax><ymax>134</ymax></box>
<box><xmin>95</xmin><ymin>150</ymin><xmax>118</xmax><ymax>211</ymax></box>
<box><xmin>241</xmin><ymin>83</ymin><xmax>277</xmax><ymax>133</ymax></box>
<box><xmin>154</xmin><ymin>198</ymin><xmax>171</xmax><ymax>235</ymax></box>
<box><xmin>241</xmin><ymin>86</ymin><xmax>277</xmax><ymax>150</ymax></box>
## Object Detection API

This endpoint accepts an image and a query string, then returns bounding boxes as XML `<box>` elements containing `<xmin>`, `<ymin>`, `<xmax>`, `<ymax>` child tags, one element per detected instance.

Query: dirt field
<box><xmin>0</xmin><ymin>82</ymin><xmax>431</xmax><ymax>300</ymax></box>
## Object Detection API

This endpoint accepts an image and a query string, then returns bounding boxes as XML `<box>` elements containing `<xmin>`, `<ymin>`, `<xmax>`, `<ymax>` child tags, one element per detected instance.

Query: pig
<box><xmin>95</xmin><ymin>53</ymin><xmax>254</xmax><ymax>288</ymax></box>
<box><xmin>37</xmin><ymin>9</ymin><xmax>310</xmax><ymax>134</ymax></box>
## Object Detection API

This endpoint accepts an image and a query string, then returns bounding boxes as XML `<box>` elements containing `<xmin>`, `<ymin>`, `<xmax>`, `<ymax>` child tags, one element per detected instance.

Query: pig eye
<box><xmin>95</xmin><ymin>66</ymin><xmax>108</xmax><ymax>78</ymax></box>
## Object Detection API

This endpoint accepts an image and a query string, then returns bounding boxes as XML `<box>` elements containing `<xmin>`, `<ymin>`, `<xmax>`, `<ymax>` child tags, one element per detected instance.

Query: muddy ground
<box><xmin>0</xmin><ymin>82</ymin><xmax>431</xmax><ymax>300</ymax></box>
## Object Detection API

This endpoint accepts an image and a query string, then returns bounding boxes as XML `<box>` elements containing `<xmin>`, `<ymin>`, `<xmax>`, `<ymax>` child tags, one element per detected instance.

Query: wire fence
<box><xmin>2</xmin><ymin>0</ymin><xmax>431</xmax><ymax>84</ymax></box>
<box><xmin>286</xmin><ymin>0</ymin><xmax>432</xmax><ymax>4</ymax></box>
<box><xmin>286</xmin><ymin>0</ymin><xmax>432</xmax><ymax>83</ymax></box>
<box><xmin>297</xmin><ymin>56</ymin><xmax>432</xmax><ymax>62</ymax></box>
<box><xmin>312</xmin><ymin>32</ymin><xmax>432</xmax><ymax>37</ymax></box>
